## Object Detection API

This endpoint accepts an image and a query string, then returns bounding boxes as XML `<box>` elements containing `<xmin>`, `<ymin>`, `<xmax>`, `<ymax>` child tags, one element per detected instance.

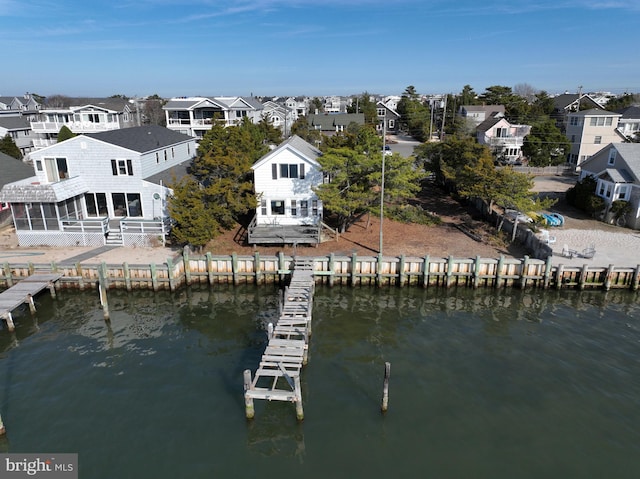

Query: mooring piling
<box><xmin>381</xmin><ymin>361</ymin><xmax>391</xmax><ymax>413</ymax></box>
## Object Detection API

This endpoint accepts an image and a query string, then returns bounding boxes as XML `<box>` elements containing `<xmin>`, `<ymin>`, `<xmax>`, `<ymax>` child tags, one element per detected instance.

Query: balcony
<box><xmin>30</xmin><ymin>121</ymin><xmax>120</xmax><ymax>134</ymax></box>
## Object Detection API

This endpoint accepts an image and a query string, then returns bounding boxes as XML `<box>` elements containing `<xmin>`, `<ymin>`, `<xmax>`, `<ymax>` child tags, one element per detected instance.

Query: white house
<box><xmin>0</xmin><ymin>125</ymin><xmax>196</xmax><ymax>247</ymax></box>
<box><xmin>248</xmin><ymin>135</ymin><xmax>323</xmax><ymax>244</ymax></box>
<box><xmin>579</xmin><ymin>143</ymin><xmax>640</xmax><ymax>230</ymax></box>
<box><xmin>164</xmin><ymin>96</ymin><xmax>264</xmax><ymax>139</ymax></box>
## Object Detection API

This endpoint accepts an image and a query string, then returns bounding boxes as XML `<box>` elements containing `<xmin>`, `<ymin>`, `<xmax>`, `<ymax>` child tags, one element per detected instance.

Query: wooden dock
<box><xmin>244</xmin><ymin>258</ymin><xmax>315</xmax><ymax>420</ymax></box>
<box><xmin>0</xmin><ymin>273</ymin><xmax>62</xmax><ymax>331</ymax></box>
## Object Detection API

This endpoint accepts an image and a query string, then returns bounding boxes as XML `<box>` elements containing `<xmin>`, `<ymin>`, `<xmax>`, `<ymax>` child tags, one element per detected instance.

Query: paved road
<box><xmin>386</xmin><ymin>133</ymin><xmax>422</xmax><ymax>158</ymax></box>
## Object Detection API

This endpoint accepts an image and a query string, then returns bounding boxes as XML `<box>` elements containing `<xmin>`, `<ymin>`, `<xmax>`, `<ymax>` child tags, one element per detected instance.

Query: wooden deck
<box><xmin>247</xmin><ymin>222</ymin><xmax>321</xmax><ymax>245</ymax></box>
<box><xmin>244</xmin><ymin>258</ymin><xmax>315</xmax><ymax>420</ymax></box>
<box><xmin>0</xmin><ymin>273</ymin><xmax>62</xmax><ymax>331</ymax></box>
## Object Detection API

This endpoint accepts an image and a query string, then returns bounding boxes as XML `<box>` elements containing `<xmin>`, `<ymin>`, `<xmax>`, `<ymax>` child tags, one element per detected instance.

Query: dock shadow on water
<box><xmin>0</xmin><ymin>284</ymin><xmax>639</xmax><ymax>479</ymax></box>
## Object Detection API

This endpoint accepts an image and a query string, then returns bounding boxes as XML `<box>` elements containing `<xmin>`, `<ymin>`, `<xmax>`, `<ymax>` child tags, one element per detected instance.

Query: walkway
<box><xmin>0</xmin><ymin>273</ymin><xmax>62</xmax><ymax>331</ymax></box>
<box><xmin>244</xmin><ymin>258</ymin><xmax>315</xmax><ymax>420</ymax></box>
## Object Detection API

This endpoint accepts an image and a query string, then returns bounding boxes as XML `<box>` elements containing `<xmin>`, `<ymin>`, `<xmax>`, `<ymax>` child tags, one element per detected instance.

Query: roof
<box><xmin>476</xmin><ymin>117</ymin><xmax>504</xmax><ymax>132</ymax></box>
<box><xmin>145</xmin><ymin>159</ymin><xmax>193</xmax><ymax>184</ymax></box>
<box><xmin>0</xmin><ymin>176</ymin><xmax>89</xmax><ymax>203</ymax></box>
<box><xmin>44</xmin><ymin>97</ymin><xmax>132</xmax><ymax>112</ymax></box>
<box><xmin>0</xmin><ymin>116</ymin><xmax>30</xmax><ymax>130</ymax></box>
<box><xmin>86</xmin><ymin>125</ymin><xmax>194</xmax><ymax>153</ymax></box>
<box><xmin>615</xmin><ymin>106</ymin><xmax>640</xmax><ymax>119</ymax></box>
<box><xmin>581</xmin><ymin>143</ymin><xmax>640</xmax><ymax>182</ymax></box>
<box><xmin>252</xmin><ymin>135</ymin><xmax>321</xmax><ymax>170</ymax></box>
<box><xmin>0</xmin><ymin>152</ymin><xmax>33</xmax><ymax>188</ymax></box>
<box><xmin>569</xmin><ymin>108</ymin><xmax>620</xmax><ymax>117</ymax></box>
<box><xmin>307</xmin><ymin>113</ymin><xmax>365</xmax><ymax>130</ymax></box>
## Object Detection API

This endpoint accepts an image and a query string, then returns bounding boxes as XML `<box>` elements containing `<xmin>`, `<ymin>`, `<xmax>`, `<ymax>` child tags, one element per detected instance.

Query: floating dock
<box><xmin>244</xmin><ymin>258</ymin><xmax>315</xmax><ymax>420</ymax></box>
<box><xmin>0</xmin><ymin>273</ymin><xmax>62</xmax><ymax>331</ymax></box>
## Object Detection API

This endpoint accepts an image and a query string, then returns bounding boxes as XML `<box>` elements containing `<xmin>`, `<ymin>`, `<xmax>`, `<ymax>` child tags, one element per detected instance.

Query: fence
<box><xmin>1</xmin><ymin>247</ymin><xmax>639</xmax><ymax>292</ymax></box>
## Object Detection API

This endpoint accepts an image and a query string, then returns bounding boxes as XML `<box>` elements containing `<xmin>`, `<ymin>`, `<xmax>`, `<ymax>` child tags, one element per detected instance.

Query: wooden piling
<box><xmin>422</xmin><ymin>255</ymin><xmax>430</xmax><ymax>288</ymax></box>
<box><xmin>473</xmin><ymin>256</ymin><xmax>481</xmax><ymax>289</ymax></box>
<box><xmin>604</xmin><ymin>264</ymin><xmax>615</xmax><ymax>291</ymax></box>
<box><xmin>47</xmin><ymin>281</ymin><xmax>56</xmax><ymax>299</ymax></box>
<box><xmin>3</xmin><ymin>313</ymin><xmax>15</xmax><ymax>332</ymax></box>
<box><xmin>267</xmin><ymin>322</ymin><xmax>274</xmax><ymax>340</ymax></box>
<box><xmin>75</xmin><ymin>262</ymin><xmax>85</xmax><ymax>290</ymax></box>
<box><xmin>632</xmin><ymin>264</ymin><xmax>640</xmax><ymax>291</ymax></box>
<box><xmin>520</xmin><ymin>255</ymin><xmax>529</xmax><ymax>289</ymax></box>
<box><xmin>543</xmin><ymin>255</ymin><xmax>553</xmax><ymax>289</ymax></box>
<box><xmin>445</xmin><ymin>256</ymin><xmax>454</xmax><ymax>288</ymax></box>
<box><xmin>381</xmin><ymin>361</ymin><xmax>391</xmax><ymax>413</ymax></box>
<box><xmin>350</xmin><ymin>253</ymin><xmax>358</xmax><ymax>287</ymax></box>
<box><xmin>294</xmin><ymin>376</ymin><xmax>304</xmax><ymax>421</ymax></box>
<box><xmin>183</xmin><ymin>246</ymin><xmax>192</xmax><ymax>285</ymax></box>
<box><xmin>555</xmin><ymin>264</ymin><xmax>564</xmax><ymax>289</ymax></box>
<box><xmin>167</xmin><ymin>257</ymin><xmax>176</xmax><ymax>291</ymax></box>
<box><xmin>150</xmin><ymin>263</ymin><xmax>158</xmax><ymax>291</ymax></box>
<box><xmin>98</xmin><ymin>262</ymin><xmax>110</xmax><ymax>321</ymax></box>
<box><xmin>232</xmin><ymin>253</ymin><xmax>239</xmax><ymax>285</ymax></box>
<box><xmin>254</xmin><ymin>252</ymin><xmax>262</xmax><ymax>285</ymax></box>
<box><xmin>205</xmin><ymin>252</ymin><xmax>213</xmax><ymax>285</ymax></box>
<box><xmin>26</xmin><ymin>294</ymin><xmax>36</xmax><ymax>314</ymax></box>
<box><xmin>0</xmin><ymin>412</ymin><xmax>5</xmax><ymax>435</ymax></box>
<box><xmin>3</xmin><ymin>263</ymin><xmax>13</xmax><ymax>288</ymax></box>
<box><xmin>376</xmin><ymin>253</ymin><xmax>383</xmax><ymax>287</ymax></box>
<box><xmin>328</xmin><ymin>253</ymin><xmax>335</xmax><ymax>287</ymax></box>
<box><xmin>243</xmin><ymin>369</ymin><xmax>255</xmax><ymax>420</ymax></box>
<box><xmin>495</xmin><ymin>255</ymin><xmax>505</xmax><ymax>288</ymax></box>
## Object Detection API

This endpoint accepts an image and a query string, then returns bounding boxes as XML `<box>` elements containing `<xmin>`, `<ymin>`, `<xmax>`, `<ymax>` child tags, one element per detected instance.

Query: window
<box><xmin>571</xmin><ymin>135</ymin><xmax>576</xmax><ymax>143</ymax></box>
<box><xmin>271</xmin><ymin>200</ymin><xmax>285</xmax><ymax>215</ymax></box>
<box><xmin>300</xmin><ymin>200</ymin><xmax>309</xmax><ymax>217</ymax></box>
<box><xmin>85</xmin><ymin>193</ymin><xmax>108</xmax><ymax>217</ymax></box>
<box><xmin>112</xmin><ymin>193</ymin><xmax>142</xmax><ymax>216</ymax></box>
<box><xmin>291</xmin><ymin>200</ymin><xmax>297</xmax><ymax>216</ymax></box>
<box><xmin>260</xmin><ymin>199</ymin><xmax>267</xmax><ymax>216</ymax></box>
<box><xmin>276</xmin><ymin>163</ymin><xmax>304</xmax><ymax>179</ymax></box>
<box><xmin>164</xmin><ymin>150</ymin><xmax>168</xmax><ymax>161</ymax></box>
<box><xmin>156</xmin><ymin>152</ymin><xmax>159</xmax><ymax>164</ymax></box>
<box><xmin>570</xmin><ymin>116</ymin><xmax>579</xmax><ymax>126</ymax></box>
<box><xmin>388</xmin><ymin>119</ymin><xmax>395</xmax><ymax>129</ymax></box>
<box><xmin>111</xmin><ymin>159</ymin><xmax>134</xmax><ymax>176</ymax></box>
<box><xmin>377</xmin><ymin>108</ymin><xmax>386</xmax><ymax>117</ymax></box>
<box><xmin>594</xmin><ymin>136</ymin><xmax>602</xmax><ymax>144</ymax></box>
<box><xmin>235</xmin><ymin>110</ymin><xmax>247</xmax><ymax>118</ymax></box>
<box><xmin>85</xmin><ymin>113</ymin><xmax>100</xmax><ymax>123</ymax></box>
<box><xmin>312</xmin><ymin>199</ymin><xmax>319</xmax><ymax>216</ymax></box>
<box><xmin>608</xmin><ymin>149</ymin><xmax>617</xmax><ymax>165</ymax></box>
<box><xmin>44</xmin><ymin>157</ymin><xmax>68</xmax><ymax>182</ymax></box>
<box><xmin>36</xmin><ymin>160</ymin><xmax>42</xmax><ymax>171</ymax></box>
<box><xmin>617</xmin><ymin>185</ymin><xmax>630</xmax><ymax>201</ymax></box>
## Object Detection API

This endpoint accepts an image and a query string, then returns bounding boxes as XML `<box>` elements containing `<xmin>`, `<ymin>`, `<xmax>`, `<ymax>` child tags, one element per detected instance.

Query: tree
<box><xmin>606</xmin><ymin>93</ymin><xmax>640</xmax><ymax>111</ymax></box>
<box><xmin>522</xmin><ymin>119</ymin><xmax>570</xmax><ymax>166</ymax></box>
<box><xmin>513</xmin><ymin>83</ymin><xmax>538</xmax><ymax>103</ymax></box>
<box><xmin>314</xmin><ymin>134</ymin><xmax>421</xmax><ymax>233</ymax></box>
<box><xmin>143</xmin><ymin>94</ymin><xmax>166</xmax><ymax>126</ymax></box>
<box><xmin>57</xmin><ymin>125</ymin><xmax>76</xmax><ymax>143</ymax></box>
<box><xmin>397</xmin><ymin>85</ymin><xmax>430</xmax><ymax>141</ymax></box>
<box><xmin>479</xmin><ymin>85</ymin><xmax>531</xmax><ymax>123</ymax></box>
<box><xmin>458</xmin><ymin>84</ymin><xmax>478</xmax><ymax>106</ymax></box>
<box><xmin>0</xmin><ymin>134</ymin><xmax>22</xmax><ymax>159</ymax></box>
<box><xmin>356</xmin><ymin>92</ymin><xmax>378</xmax><ymax>126</ymax></box>
<box><xmin>169</xmin><ymin>120</ymin><xmax>271</xmax><ymax>247</ymax></box>
<box><xmin>310</xmin><ymin>97</ymin><xmax>323</xmax><ymax>114</ymax></box>
<box><xmin>290</xmin><ymin>115</ymin><xmax>322</xmax><ymax>145</ymax></box>
<box><xmin>46</xmin><ymin>94</ymin><xmax>70</xmax><ymax>108</ymax></box>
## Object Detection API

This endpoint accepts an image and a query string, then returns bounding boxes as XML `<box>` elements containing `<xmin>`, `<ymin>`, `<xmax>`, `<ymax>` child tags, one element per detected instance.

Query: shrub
<box><xmin>385</xmin><ymin>204</ymin><xmax>442</xmax><ymax>225</ymax></box>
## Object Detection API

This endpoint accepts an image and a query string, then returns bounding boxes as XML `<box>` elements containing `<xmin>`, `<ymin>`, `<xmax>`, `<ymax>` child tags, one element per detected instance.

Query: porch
<box><xmin>247</xmin><ymin>217</ymin><xmax>321</xmax><ymax>245</ymax></box>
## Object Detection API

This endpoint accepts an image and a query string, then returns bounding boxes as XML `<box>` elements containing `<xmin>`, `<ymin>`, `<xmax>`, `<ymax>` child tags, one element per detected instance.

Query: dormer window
<box><xmin>608</xmin><ymin>148</ymin><xmax>617</xmax><ymax>165</ymax></box>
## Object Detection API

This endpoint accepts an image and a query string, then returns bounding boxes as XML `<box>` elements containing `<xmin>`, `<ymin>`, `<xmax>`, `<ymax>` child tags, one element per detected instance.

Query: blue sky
<box><xmin>1</xmin><ymin>0</ymin><xmax>639</xmax><ymax>99</ymax></box>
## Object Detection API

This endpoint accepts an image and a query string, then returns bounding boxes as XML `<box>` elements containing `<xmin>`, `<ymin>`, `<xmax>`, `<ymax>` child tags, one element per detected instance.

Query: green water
<box><xmin>1</xmin><ymin>285</ymin><xmax>639</xmax><ymax>479</ymax></box>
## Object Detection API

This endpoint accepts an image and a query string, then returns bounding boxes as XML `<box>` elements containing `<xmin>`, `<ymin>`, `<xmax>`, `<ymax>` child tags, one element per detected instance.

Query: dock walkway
<box><xmin>0</xmin><ymin>273</ymin><xmax>62</xmax><ymax>331</ymax></box>
<box><xmin>244</xmin><ymin>258</ymin><xmax>315</xmax><ymax>420</ymax></box>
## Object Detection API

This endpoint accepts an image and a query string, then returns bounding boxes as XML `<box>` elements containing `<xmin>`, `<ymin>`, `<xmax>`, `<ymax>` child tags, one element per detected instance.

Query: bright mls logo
<box><xmin>1</xmin><ymin>454</ymin><xmax>77</xmax><ymax>478</ymax></box>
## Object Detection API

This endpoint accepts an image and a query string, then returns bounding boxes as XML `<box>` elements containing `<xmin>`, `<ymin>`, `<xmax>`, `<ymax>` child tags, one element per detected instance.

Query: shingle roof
<box><xmin>476</xmin><ymin>117</ymin><xmax>503</xmax><ymax>132</ymax></box>
<box><xmin>252</xmin><ymin>135</ymin><xmax>321</xmax><ymax>170</ymax></box>
<box><xmin>0</xmin><ymin>116</ymin><xmax>30</xmax><ymax>130</ymax></box>
<box><xmin>307</xmin><ymin>113</ymin><xmax>365</xmax><ymax>130</ymax></box>
<box><xmin>86</xmin><ymin>125</ymin><xmax>194</xmax><ymax>153</ymax></box>
<box><xmin>570</xmin><ymin>108</ymin><xmax>620</xmax><ymax>117</ymax></box>
<box><xmin>615</xmin><ymin>106</ymin><xmax>640</xmax><ymax>119</ymax></box>
<box><xmin>0</xmin><ymin>152</ymin><xmax>35</xmax><ymax>188</ymax></box>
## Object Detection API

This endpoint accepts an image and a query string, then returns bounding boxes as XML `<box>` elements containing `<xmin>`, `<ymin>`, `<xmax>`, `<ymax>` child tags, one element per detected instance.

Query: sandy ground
<box><xmin>0</xmin><ymin>174</ymin><xmax>638</xmax><ymax>268</ymax></box>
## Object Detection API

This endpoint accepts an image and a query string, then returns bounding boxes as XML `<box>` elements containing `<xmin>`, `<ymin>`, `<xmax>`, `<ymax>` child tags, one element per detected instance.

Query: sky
<box><xmin>1</xmin><ymin>0</ymin><xmax>639</xmax><ymax>99</ymax></box>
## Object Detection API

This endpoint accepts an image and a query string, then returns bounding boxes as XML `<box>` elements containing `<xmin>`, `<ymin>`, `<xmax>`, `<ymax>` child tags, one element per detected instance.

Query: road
<box><xmin>386</xmin><ymin>133</ymin><xmax>422</xmax><ymax>158</ymax></box>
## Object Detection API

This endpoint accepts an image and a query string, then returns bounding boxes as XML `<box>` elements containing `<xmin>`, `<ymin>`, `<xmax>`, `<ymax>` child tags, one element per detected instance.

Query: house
<box><xmin>458</xmin><ymin>105</ymin><xmax>505</xmax><ymax>127</ymax></box>
<box><xmin>163</xmin><ymin>96</ymin><xmax>264</xmax><ymax>139</ymax></box>
<box><xmin>0</xmin><ymin>152</ymin><xmax>33</xmax><ymax>226</ymax></box>
<box><xmin>476</xmin><ymin>117</ymin><xmax>531</xmax><ymax>163</ymax></box>
<box><xmin>0</xmin><ymin>116</ymin><xmax>35</xmax><ymax>157</ymax></box>
<box><xmin>30</xmin><ymin>98</ymin><xmax>139</xmax><ymax>149</ymax></box>
<box><xmin>615</xmin><ymin>105</ymin><xmax>640</xmax><ymax>141</ymax></box>
<box><xmin>551</xmin><ymin>93</ymin><xmax>602</xmax><ymax>132</ymax></box>
<box><xmin>0</xmin><ymin>125</ymin><xmax>196</xmax><ymax>247</ymax></box>
<box><xmin>0</xmin><ymin>94</ymin><xmax>41</xmax><ymax>114</ymax></box>
<box><xmin>376</xmin><ymin>101</ymin><xmax>401</xmax><ymax>135</ymax></box>
<box><xmin>261</xmin><ymin>101</ymin><xmax>295</xmax><ymax>136</ymax></box>
<box><xmin>307</xmin><ymin>113</ymin><xmax>365</xmax><ymax>136</ymax></box>
<box><xmin>285</xmin><ymin>97</ymin><xmax>309</xmax><ymax>119</ymax></box>
<box><xmin>579</xmin><ymin>143</ymin><xmax>640</xmax><ymax>229</ymax></box>
<box><xmin>248</xmin><ymin>135</ymin><xmax>323</xmax><ymax>244</ymax></box>
<box><xmin>565</xmin><ymin>109</ymin><xmax>626</xmax><ymax>167</ymax></box>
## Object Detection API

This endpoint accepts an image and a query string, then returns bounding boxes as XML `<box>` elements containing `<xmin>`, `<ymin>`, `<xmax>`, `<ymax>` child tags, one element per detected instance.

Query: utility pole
<box><xmin>576</xmin><ymin>85</ymin><xmax>583</xmax><ymax>111</ymax></box>
<box><xmin>439</xmin><ymin>94</ymin><xmax>448</xmax><ymax>141</ymax></box>
<box><xmin>379</xmin><ymin>111</ymin><xmax>386</xmax><ymax>255</ymax></box>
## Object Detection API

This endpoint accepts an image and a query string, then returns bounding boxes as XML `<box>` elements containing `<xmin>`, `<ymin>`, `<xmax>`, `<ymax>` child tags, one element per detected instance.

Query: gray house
<box><xmin>0</xmin><ymin>152</ymin><xmax>33</xmax><ymax>226</ymax></box>
<box><xmin>579</xmin><ymin>143</ymin><xmax>640</xmax><ymax>229</ymax></box>
<box><xmin>0</xmin><ymin>126</ymin><xmax>196</xmax><ymax>247</ymax></box>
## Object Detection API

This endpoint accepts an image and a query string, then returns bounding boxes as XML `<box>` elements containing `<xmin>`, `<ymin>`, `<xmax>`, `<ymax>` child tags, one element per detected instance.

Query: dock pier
<box><xmin>0</xmin><ymin>273</ymin><xmax>62</xmax><ymax>331</ymax></box>
<box><xmin>244</xmin><ymin>258</ymin><xmax>315</xmax><ymax>420</ymax></box>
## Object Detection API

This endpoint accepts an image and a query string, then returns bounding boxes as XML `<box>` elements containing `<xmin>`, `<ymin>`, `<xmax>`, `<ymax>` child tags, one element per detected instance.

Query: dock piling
<box><xmin>0</xmin><ymin>412</ymin><xmax>5</xmax><ymax>435</ymax></box>
<box><xmin>381</xmin><ymin>362</ymin><xmax>391</xmax><ymax>413</ymax></box>
<box><xmin>243</xmin><ymin>369</ymin><xmax>255</xmax><ymax>420</ymax></box>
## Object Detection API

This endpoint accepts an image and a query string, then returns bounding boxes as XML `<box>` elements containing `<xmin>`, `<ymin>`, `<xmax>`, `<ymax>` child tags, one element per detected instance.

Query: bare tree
<box><xmin>513</xmin><ymin>83</ymin><xmax>538</xmax><ymax>103</ymax></box>
<box><xmin>46</xmin><ymin>94</ymin><xmax>71</xmax><ymax>108</ymax></box>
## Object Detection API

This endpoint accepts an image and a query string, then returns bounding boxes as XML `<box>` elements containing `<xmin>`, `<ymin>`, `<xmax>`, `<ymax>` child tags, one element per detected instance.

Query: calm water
<box><xmin>1</xmin><ymin>285</ymin><xmax>639</xmax><ymax>479</ymax></box>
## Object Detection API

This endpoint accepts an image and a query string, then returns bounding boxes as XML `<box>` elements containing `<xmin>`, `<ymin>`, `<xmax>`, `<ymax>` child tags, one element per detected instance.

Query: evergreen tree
<box><xmin>0</xmin><ymin>134</ymin><xmax>22</xmax><ymax>159</ymax></box>
<box><xmin>522</xmin><ymin>119</ymin><xmax>570</xmax><ymax>166</ymax></box>
<box><xmin>57</xmin><ymin>125</ymin><xmax>76</xmax><ymax>143</ymax></box>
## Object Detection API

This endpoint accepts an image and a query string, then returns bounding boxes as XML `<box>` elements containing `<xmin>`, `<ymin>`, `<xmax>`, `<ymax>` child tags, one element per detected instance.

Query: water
<box><xmin>1</xmin><ymin>285</ymin><xmax>639</xmax><ymax>479</ymax></box>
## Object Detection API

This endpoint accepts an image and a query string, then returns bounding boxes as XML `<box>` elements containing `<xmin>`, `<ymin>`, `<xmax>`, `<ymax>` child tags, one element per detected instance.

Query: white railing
<box><xmin>32</xmin><ymin>138</ymin><xmax>56</xmax><ymax>148</ymax></box>
<box><xmin>488</xmin><ymin>136</ymin><xmax>524</xmax><ymax>147</ymax></box>
<box><xmin>30</xmin><ymin>121</ymin><xmax>120</xmax><ymax>133</ymax></box>
<box><xmin>61</xmin><ymin>217</ymin><xmax>109</xmax><ymax>234</ymax></box>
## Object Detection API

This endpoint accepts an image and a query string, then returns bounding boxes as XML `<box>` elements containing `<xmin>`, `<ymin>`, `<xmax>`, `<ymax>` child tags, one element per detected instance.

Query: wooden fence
<box><xmin>1</xmin><ymin>247</ymin><xmax>639</xmax><ymax>292</ymax></box>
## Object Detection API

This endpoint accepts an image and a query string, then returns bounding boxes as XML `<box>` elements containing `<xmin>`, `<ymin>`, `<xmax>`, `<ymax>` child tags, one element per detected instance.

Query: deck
<box><xmin>247</xmin><ymin>216</ymin><xmax>321</xmax><ymax>245</ymax></box>
<box><xmin>0</xmin><ymin>273</ymin><xmax>62</xmax><ymax>331</ymax></box>
<box><xmin>244</xmin><ymin>258</ymin><xmax>316</xmax><ymax>420</ymax></box>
